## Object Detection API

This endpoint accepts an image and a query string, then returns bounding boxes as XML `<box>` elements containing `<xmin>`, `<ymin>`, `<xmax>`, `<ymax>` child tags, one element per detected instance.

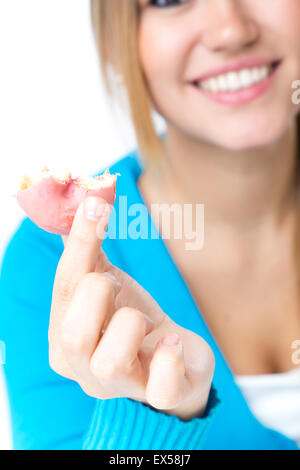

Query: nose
<box><xmin>201</xmin><ymin>0</ymin><xmax>259</xmax><ymax>53</ymax></box>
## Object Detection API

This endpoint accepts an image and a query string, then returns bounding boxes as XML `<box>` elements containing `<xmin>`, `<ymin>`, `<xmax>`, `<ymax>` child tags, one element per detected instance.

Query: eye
<box><xmin>149</xmin><ymin>0</ymin><xmax>190</xmax><ymax>8</ymax></box>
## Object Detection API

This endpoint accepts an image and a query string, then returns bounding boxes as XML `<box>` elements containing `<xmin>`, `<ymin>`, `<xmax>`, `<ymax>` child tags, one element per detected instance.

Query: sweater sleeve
<box><xmin>83</xmin><ymin>386</ymin><xmax>221</xmax><ymax>450</ymax></box>
<box><xmin>0</xmin><ymin>218</ymin><xmax>96</xmax><ymax>449</ymax></box>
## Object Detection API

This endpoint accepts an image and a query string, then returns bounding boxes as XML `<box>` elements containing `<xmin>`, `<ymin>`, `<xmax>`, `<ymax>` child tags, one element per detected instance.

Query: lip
<box><xmin>190</xmin><ymin>60</ymin><xmax>281</xmax><ymax>106</ymax></box>
<box><xmin>189</xmin><ymin>57</ymin><xmax>281</xmax><ymax>83</ymax></box>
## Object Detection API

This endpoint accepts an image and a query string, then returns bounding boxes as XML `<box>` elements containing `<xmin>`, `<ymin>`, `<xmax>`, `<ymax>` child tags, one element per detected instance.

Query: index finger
<box><xmin>55</xmin><ymin>196</ymin><xmax>113</xmax><ymax>304</ymax></box>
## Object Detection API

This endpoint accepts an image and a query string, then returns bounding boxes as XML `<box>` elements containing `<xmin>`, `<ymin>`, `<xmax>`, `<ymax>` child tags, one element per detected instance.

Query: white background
<box><xmin>0</xmin><ymin>0</ymin><xmax>164</xmax><ymax>450</ymax></box>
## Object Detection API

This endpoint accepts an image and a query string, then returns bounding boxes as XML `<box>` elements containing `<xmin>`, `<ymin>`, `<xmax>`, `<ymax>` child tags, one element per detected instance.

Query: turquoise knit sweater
<box><xmin>0</xmin><ymin>150</ymin><xmax>298</xmax><ymax>450</ymax></box>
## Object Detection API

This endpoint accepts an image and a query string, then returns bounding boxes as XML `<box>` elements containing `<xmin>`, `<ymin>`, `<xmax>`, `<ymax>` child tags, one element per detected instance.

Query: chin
<box><xmin>203</xmin><ymin>115</ymin><xmax>293</xmax><ymax>152</ymax></box>
<box><xmin>214</xmin><ymin>133</ymin><xmax>282</xmax><ymax>152</ymax></box>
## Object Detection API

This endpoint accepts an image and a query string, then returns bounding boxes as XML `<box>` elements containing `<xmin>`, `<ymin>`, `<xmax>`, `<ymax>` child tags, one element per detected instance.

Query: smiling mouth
<box><xmin>192</xmin><ymin>60</ymin><xmax>281</xmax><ymax>94</ymax></box>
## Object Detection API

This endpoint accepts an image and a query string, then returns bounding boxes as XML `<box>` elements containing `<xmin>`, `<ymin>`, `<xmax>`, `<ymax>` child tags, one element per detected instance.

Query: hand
<box><xmin>49</xmin><ymin>196</ymin><xmax>215</xmax><ymax>420</ymax></box>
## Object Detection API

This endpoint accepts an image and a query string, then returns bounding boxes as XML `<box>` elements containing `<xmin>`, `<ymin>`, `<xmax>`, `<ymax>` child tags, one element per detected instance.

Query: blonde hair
<box><xmin>90</xmin><ymin>0</ymin><xmax>164</xmax><ymax>168</ymax></box>
<box><xmin>91</xmin><ymin>0</ymin><xmax>300</xmax><ymax>301</ymax></box>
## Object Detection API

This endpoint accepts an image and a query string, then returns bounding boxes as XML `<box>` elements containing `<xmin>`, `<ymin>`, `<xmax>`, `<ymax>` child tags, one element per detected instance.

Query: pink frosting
<box><xmin>15</xmin><ymin>171</ymin><xmax>117</xmax><ymax>235</ymax></box>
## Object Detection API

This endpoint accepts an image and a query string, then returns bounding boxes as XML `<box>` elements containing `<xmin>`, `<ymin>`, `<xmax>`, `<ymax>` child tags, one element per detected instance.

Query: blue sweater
<box><xmin>0</xmin><ymin>149</ymin><xmax>298</xmax><ymax>450</ymax></box>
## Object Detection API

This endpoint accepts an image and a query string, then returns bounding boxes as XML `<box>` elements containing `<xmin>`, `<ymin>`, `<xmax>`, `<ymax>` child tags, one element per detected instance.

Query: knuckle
<box><xmin>119</xmin><ymin>357</ymin><xmax>137</xmax><ymax>376</ymax></box>
<box><xmin>90</xmin><ymin>357</ymin><xmax>118</xmax><ymax>381</ymax></box>
<box><xmin>60</xmin><ymin>330</ymin><xmax>88</xmax><ymax>355</ymax></box>
<box><xmin>97</xmin><ymin>274</ymin><xmax>117</xmax><ymax>296</ymax></box>
<box><xmin>49</xmin><ymin>351</ymin><xmax>68</xmax><ymax>378</ymax></box>
<box><xmin>90</xmin><ymin>355</ymin><xmax>135</xmax><ymax>380</ymax></box>
<box><xmin>80</xmin><ymin>272</ymin><xmax>115</xmax><ymax>297</ymax></box>
<box><xmin>115</xmin><ymin>307</ymin><xmax>145</xmax><ymax>330</ymax></box>
<box><xmin>80</xmin><ymin>271</ymin><xmax>101</xmax><ymax>285</ymax></box>
<box><xmin>56</xmin><ymin>276</ymin><xmax>76</xmax><ymax>303</ymax></box>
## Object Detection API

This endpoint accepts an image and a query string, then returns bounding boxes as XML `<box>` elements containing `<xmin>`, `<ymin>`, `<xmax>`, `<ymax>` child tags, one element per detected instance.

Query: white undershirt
<box><xmin>235</xmin><ymin>367</ymin><xmax>300</xmax><ymax>448</ymax></box>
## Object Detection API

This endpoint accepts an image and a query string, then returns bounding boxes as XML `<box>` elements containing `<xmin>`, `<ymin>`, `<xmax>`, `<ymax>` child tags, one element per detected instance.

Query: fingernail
<box><xmin>84</xmin><ymin>197</ymin><xmax>109</xmax><ymax>222</ymax></box>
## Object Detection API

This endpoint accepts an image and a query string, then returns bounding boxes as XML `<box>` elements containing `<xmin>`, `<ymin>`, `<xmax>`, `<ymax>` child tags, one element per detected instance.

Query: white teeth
<box><xmin>260</xmin><ymin>66</ymin><xmax>269</xmax><ymax>80</ymax></box>
<box><xmin>216</xmin><ymin>74</ymin><xmax>228</xmax><ymax>92</ymax></box>
<box><xmin>197</xmin><ymin>65</ymin><xmax>272</xmax><ymax>93</ymax></box>
<box><xmin>227</xmin><ymin>72</ymin><xmax>240</xmax><ymax>91</ymax></box>
<box><xmin>240</xmin><ymin>69</ymin><xmax>252</xmax><ymax>88</ymax></box>
<box><xmin>208</xmin><ymin>78</ymin><xmax>218</xmax><ymax>93</ymax></box>
<box><xmin>252</xmin><ymin>67</ymin><xmax>261</xmax><ymax>83</ymax></box>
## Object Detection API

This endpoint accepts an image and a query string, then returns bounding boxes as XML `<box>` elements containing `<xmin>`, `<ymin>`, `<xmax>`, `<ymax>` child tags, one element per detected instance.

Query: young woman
<box><xmin>1</xmin><ymin>0</ymin><xmax>300</xmax><ymax>450</ymax></box>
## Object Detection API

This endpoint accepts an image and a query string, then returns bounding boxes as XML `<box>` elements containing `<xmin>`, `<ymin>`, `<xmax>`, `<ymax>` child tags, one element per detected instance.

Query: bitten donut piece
<box><xmin>15</xmin><ymin>167</ymin><xmax>118</xmax><ymax>235</ymax></box>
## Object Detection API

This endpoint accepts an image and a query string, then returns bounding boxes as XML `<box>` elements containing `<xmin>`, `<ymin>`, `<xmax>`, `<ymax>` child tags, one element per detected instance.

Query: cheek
<box><xmin>138</xmin><ymin>16</ymin><xmax>189</xmax><ymax>82</ymax></box>
<box><xmin>257</xmin><ymin>0</ymin><xmax>300</xmax><ymax>41</ymax></box>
